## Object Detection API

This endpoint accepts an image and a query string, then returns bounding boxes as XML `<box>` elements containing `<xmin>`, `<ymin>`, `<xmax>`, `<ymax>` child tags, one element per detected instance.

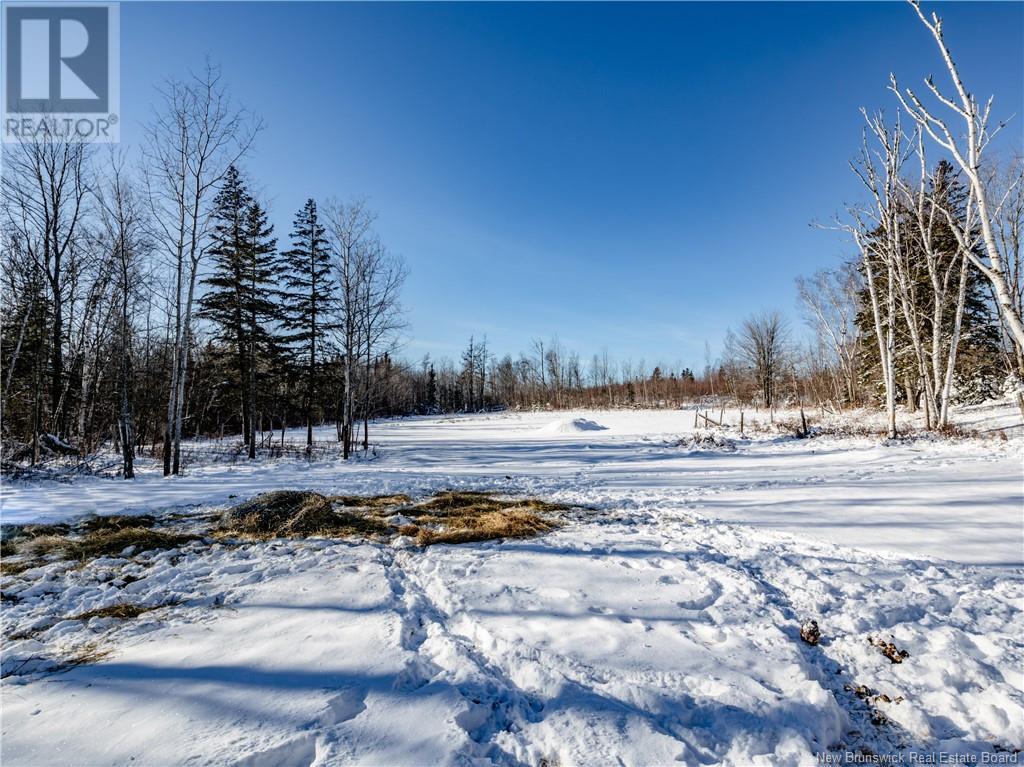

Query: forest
<box><xmin>2</xmin><ymin>2</ymin><xmax>1022</xmax><ymax>477</ymax></box>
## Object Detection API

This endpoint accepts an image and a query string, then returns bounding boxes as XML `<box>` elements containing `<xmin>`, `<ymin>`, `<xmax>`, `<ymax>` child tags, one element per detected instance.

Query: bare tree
<box><xmin>987</xmin><ymin>155</ymin><xmax>1024</xmax><ymax>413</ymax></box>
<box><xmin>326</xmin><ymin>198</ymin><xmax>375</xmax><ymax>458</ymax></box>
<box><xmin>891</xmin><ymin>0</ymin><xmax>1024</xmax><ymax>355</ymax></box>
<box><xmin>796</xmin><ymin>263</ymin><xmax>862</xmax><ymax>405</ymax></box>
<box><xmin>357</xmin><ymin>237</ymin><xmax>407</xmax><ymax>448</ymax></box>
<box><xmin>1</xmin><ymin>134</ymin><xmax>91</xmax><ymax>439</ymax></box>
<box><xmin>97</xmin><ymin>151</ymin><xmax>149</xmax><ymax>477</ymax></box>
<box><xmin>842</xmin><ymin>111</ymin><xmax>911</xmax><ymax>438</ymax></box>
<box><xmin>733</xmin><ymin>311</ymin><xmax>791</xmax><ymax>409</ymax></box>
<box><xmin>142</xmin><ymin>63</ymin><xmax>259</xmax><ymax>475</ymax></box>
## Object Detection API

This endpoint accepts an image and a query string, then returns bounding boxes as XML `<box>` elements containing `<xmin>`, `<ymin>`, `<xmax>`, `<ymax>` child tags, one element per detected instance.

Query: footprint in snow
<box><xmin>319</xmin><ymin>688</ymin><xmax>367</xmax><ymax>727</ymax></box>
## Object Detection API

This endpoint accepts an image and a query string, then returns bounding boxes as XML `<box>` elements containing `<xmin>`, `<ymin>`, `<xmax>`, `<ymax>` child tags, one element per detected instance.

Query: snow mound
<box><xmin>539</xmin><ymin>417</ymin><xmax>608</xmax><ymax>434</ymax></box>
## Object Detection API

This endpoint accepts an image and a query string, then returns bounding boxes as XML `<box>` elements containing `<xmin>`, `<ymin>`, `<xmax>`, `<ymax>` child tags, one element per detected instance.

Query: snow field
<box><xmin>1</xmin><ymin>404</ymin><xmax>1022</xmax><ymax>764</ymax></box>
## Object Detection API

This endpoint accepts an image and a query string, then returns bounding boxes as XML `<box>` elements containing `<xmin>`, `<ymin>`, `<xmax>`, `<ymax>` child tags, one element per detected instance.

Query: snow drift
<box><xmin>538</xmin><ymin>417</ymin><xmax>608</xmax><ymax>434</ymax></box>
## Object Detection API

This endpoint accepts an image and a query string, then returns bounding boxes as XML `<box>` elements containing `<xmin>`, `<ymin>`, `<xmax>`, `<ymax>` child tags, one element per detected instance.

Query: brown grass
<box><xmin>219</xmin><ymin>490</ymin><xmax>392</xmax><ymax>540</ymax></box>
<box><xmin>218</xmin><ymin>488</ymin><xmax>566</xmax><ymax>546</ymax></box>
<box><xmin>70</xmin><ymin>602</ymin><xmax>158</xmax><ymax>622</ymax></box>
<box><xmin>69</xmin><ymin>528</ymin><xmax>197</xmax><ymax>561</ymax></box>
<box><xmin>413</xmin><ymin>490</ymin><xmax>569</xmax><ymax>515</ymax></box>
<box><xmin>0</xmin><ymin>537</ymin><xmax>19</xmax><ymax>558</ymax></box>
<box><xmin>277</xmin><ymin>505</ymin><xmax>390</xmax><ymax>538</ymax></box>
<box><xmin>402</xmin><ymin>492</ymin><xmax>564</xmax><ymax>546</ymax></box>
<box><xmin>219</xmin><ymin>490</ymin><xmax>326</xmax><ymax>536</ymax></box>
<box><xmin>80</xmin><ymin>514</ymin><xmax>157</xmax><ymax>533</ymax></box>
<box><xmin>61</xmin><ymin>642</ymin><xmax>113</xmax><ymax>669</ymax></box>
<box><xmin>1</xmin><ymin>523</ymin><xmax>71</xmax><ymax>559</ymax></box>
<box><xmin>413</xmin><ymin>509</ymin><xmax>559</xmax><ymax>546</ymax></box>
<box><xmin>9</xmin><ymin>534</ymin><xmax>69</xmax><ymax>559</ymax></box>
<box><xmin>331</xmin><ymin>493</ymin><xmax>412</xmax><ymax>509</ymax></box>
<box><xmin>13</xmin><ymin>527</ymin><xmax>196</xmax><ymax>563</ymax></box>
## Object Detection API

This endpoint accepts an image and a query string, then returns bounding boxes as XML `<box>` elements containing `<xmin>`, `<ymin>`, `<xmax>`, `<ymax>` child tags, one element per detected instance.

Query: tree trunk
<box><xmin>171</xmin><ymin>265</ymin><xmax>199</xmax><ymax>475</ymax></box>
<box><xmin>248</xmin><ymin>336</ymin><xmax>257</xmax><ymax>460</ymax></box>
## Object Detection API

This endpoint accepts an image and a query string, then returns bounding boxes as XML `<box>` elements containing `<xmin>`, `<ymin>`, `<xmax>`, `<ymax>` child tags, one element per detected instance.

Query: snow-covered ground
<box><xmin>1</xmin><ymin>404</ymin><xmax>1022</xmax><ymax>765</ymax></box>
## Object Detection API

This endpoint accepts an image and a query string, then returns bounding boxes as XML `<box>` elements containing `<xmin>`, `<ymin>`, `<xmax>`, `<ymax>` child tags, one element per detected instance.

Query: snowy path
<box><xmin>1</xmin><ymin>408</ymin><xmax>1022</xmax><ymax>764</ymax></box>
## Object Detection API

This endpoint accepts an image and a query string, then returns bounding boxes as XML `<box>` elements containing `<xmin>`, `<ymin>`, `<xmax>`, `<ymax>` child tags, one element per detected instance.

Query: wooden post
<box><xmin>740</xmin><ymin>411</ymin><xmax>744</xmax><ymax>436</ymax></box>
<box><xmin>693</xmin><ymin>408</ymin><xmax>698</xmax><ymax>428</ymax></box>
<box><xmin>800</xmin><ymin>407</ymin><xmax>807</xmax><ymax>437</ymax></box>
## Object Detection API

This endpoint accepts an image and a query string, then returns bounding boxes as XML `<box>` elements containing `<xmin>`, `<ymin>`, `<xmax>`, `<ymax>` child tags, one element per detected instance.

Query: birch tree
<box><xmin>891</xmin><ymin>0</ymin><xmax>1024</xmax><ymax>356</ymax></box>
<box><xmin>97</xmin><ymin>152</ymin><xmax>149</xmax><ymax>477</ymax></box>
<box><xmin>987</xmin><ymin>156</ymin><xmax>1024</xmax><ymax>413</ymax></box>
<box><xmin>143</xmin><ymin>63</ymin><xmax>258</xmax><ymax>475</ymax></box>
<box><xmin>326</xmin><ymin>199</ymin><xmax>375</xmax><ymax>458</ymax></box>
<box><xmin>844</xmin><ymin>111</ymin><xmax>910</xmax><ymax>438</ymax></box>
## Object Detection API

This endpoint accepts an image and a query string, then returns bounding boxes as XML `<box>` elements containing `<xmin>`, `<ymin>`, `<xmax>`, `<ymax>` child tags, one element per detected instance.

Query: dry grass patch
<box><xmin>80</xmin><ymin>514</ymin><xmax>156</xmax><ymax>533</ymax></box>
<box><xmin>1</xmin><ymin>517</ymin><xmax>189</xmax><ymax>570</ymax></box>
<box><xmin>218</xmin><ymin>488</ymin><xmax>566</xmax><ymax>547</ymax></box>
<box><xmin>413</xmin><ymin>508</ymin><xmax>559</xmax><ymax>546</ymax></box>
<box><xmin>1</xmin><ymin>522</ymin><xmax>70</xmax><ymax>558</ymax></box>
<box><xmin>70</xmin><ymin>602</ymin><xmax>158</xmax><ymax>622</ymax></box>
<box><xmin>332</xmin><ymin>493</ymin><xmax>412</xmax><ymax>509</ymax></box>
<box><xmin>67</xmin><ymin>527</ymin><xmax>197</xmax><ymax>561</ymax></box>
<box><xmin>10</xmin><ymin>527</ymin><xmax>196</xmax><ymax>563</ymax></box>
<box><xmin>219</xmin><ymin>490</ymin><xmax>326</xmax><ymax>536</ymax></box>
<box><xmin>61</xmin><ymin>642</ymin><xmax>113</xmax><ymax>669</ymax></box>
<box><xmin>278</xmin><ymin>505</ymin><xmax>390</xmax><ymax>538</ymax></box>
<box><xmin>219</xmin><ymin>490</ymin><xmax>391</xmax><ymax>540</ymax></box>
<box><xmin>413</xmin><ymin>490</ymin><xmax>569</xmax><ymax>515</ymax></box>
<box><xmin>403</xmin><ymin>491</ymin><xmax>565</xmax><ymax>546</ymax></box>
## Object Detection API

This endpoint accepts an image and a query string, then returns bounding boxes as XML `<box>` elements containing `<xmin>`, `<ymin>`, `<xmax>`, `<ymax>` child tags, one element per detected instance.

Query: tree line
<box><xmin>714</xmin><ymin>2</ymin><xmax>1023</xmax><ymax>434</ymax></box>
<box><xmin>2</xmin><ymin>65</ymin><xmax>406</xmax><ymax>476</ymax></box>
<box><xmin>2</xmin><ymin>2</ymin><xmax>1022</xmax><ymax>476</ymax></box>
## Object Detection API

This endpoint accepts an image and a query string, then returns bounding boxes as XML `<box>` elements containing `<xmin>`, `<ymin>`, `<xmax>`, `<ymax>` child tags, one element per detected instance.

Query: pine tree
<box><xmin>277</xmin><ymin>199</ymin><xmax>335</xmax><ymax>450</ymax></box>
<box><xmin>242</xmin><ymin>200</ymin><xmax>280</xmax><ymax>457</ymax></box>
<box><xmin>426</xmin><ymin>364</ymin><xmax>437</xmax><ymax>414</ymax></box>
<box><xmin>198</xmin><ymin>166</ymin><xmax>279</xmax><ymax>458</ymax></box>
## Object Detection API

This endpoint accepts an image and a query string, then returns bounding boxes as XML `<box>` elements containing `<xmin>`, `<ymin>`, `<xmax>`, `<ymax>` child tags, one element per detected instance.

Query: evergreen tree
<box><xmin>198</xmin><ymin>166</ymin><xmax>279</xmax><ymax>458</ymax></box>
<box><xmin>855</xmin><ymin>161</ymin><xmax>1002</xmax><ymax>410</ymax></box>
<box><xmin>426</xmin><ymin>364</ymin><xmax>437</xmax><ymax>414</ymax></box>
<box><xmin>277</xmin><ymin>199</ymin><xmax>335</xmax><ymax>449</ymax></box>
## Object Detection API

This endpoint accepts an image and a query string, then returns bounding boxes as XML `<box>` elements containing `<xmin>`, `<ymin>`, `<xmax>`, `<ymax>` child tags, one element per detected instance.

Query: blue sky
<box><xmin>118</xmin><ymin>2</ymin><xmax>1024</xmax><ymax>369</ymax></box>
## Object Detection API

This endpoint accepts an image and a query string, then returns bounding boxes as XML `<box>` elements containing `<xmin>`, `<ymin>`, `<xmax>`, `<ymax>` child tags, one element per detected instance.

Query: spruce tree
<box><xmin>855</xmin><ymin>161</ymin><xmax>1001</xmax><ymax>409</ymax></box>
<box><xmin>241</xmin><ymin>200</ymin><xmax>280</xmax><ymax>457</ymax></box>
<box><xmin>277</xmin><ymin>199</ymin><xmax>336</xmax><ymax>449</ymax></box>
<box><xmin>199</xmin><ymin>166</ymin><xmax>279</xmax><ymax>458</ymax></box>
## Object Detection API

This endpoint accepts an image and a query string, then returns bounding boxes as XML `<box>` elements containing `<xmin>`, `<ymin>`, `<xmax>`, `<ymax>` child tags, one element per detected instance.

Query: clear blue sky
<box><xmin>118</xmin><ymin>1</ymin><xmax>1024</xmax><ymax>370</ymax></box>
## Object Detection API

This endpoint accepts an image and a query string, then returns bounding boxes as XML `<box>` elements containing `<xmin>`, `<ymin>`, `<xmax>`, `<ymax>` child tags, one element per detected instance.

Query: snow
<box><xmin>1</xmin><ymin>402</ymin><xmax>1022</xmax><ymax>764</ymax></box>
<box><xmin>538</xmin><ymin>417</ymin><xmax>608</xmax><ymax>434</ymax></box>
<box><xmin>3</xmin><ymin>405</ymin><xmax>1019</xmax><ymax>565</ymax></box>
